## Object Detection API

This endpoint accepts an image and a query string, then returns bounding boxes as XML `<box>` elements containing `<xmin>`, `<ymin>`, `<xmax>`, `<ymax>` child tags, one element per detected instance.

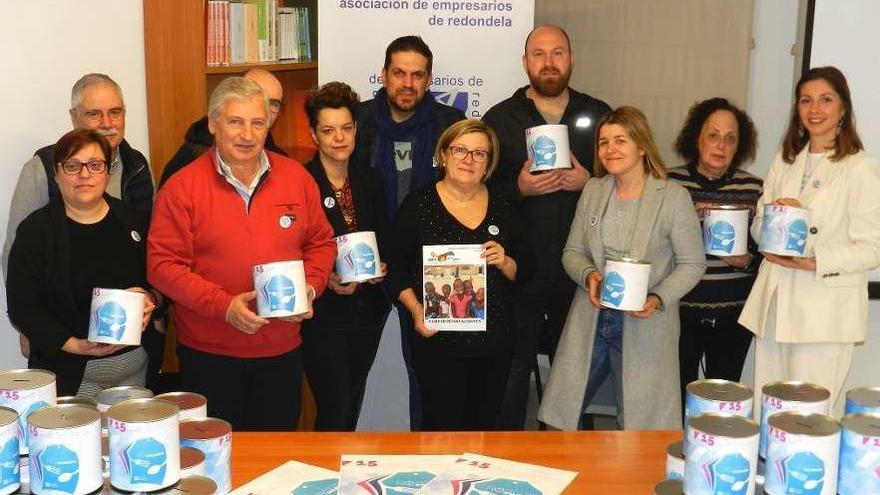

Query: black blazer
<box><xmin>6</xmin><ymin>195</ymin><xmax>148</xmax><ymax>395</ymax></box>
<box><xmin>304</xmin><ymin>157</ymin><xmax>391</xmax><ymax>317</ymax></box>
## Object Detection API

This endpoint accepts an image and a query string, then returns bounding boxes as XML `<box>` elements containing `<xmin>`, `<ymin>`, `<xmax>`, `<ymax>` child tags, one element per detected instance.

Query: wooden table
<box><xmin>231</xmin><ymin>430</ymin><xmax>683</xmax><ymax>494</ymax></box>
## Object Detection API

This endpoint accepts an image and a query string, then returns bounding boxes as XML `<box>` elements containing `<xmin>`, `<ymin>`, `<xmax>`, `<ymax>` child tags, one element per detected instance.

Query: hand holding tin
<box><xmin>772</xmin><ymin>197</ymin><xmax>803</xmax><ymax>208</ymax></box>
<box><xmin>365</xmin><ymin>262</ymin><xmax>389</xmax><ymax>285</ymax></box>
<box><xmin>328</xmin><ymin>272</ymin><xmax>358</xmax><ymax>295</ymax></box>
<box><xmin>278</xmin><ymin>285</ymin><xmax>316</xmax><ymax>323</ymax></box>
<box><xmin>61</xmin><ymin>337</ymin><xmax>123</xmax><ymax>356</ymax></box>
<box><xmin>558</xmin><ymin>153</ymin><xmax>590</xmax><ymax>192</ymax></box>
<box><xmin>225</xmin><ymin>291</ymin><xmax>269</xmax><ymax>334</ymax></box>
<box><xmin>763</xmin><ymin>253</ymin><xmax>817</xmax><ymax>272</ymax></box>
<box><xmin>631</xmin><ymin>294</ymin><xmax>662</xmax><ymax>319</ymax></box>
<box><xmin>720</xmin><ymin>254</ymin><xmax>751</xmax><ymax>269</ymax></box>
<box><xmin>517</xmin><ymin>159</ymin><xmax>563</xmax><ymax>196</ymax></box>
<box><xmin>586</xmin><ymin>271</ymin><xmax>603</xmax><ymax>309</ymax></box>
<box><xmin>125</xmin><ymin>286</ymin><xmax>156</xmax><ymax>332</ymax></box>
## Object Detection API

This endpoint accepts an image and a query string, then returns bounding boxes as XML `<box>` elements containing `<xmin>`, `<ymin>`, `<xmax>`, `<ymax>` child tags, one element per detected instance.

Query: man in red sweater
<box><xmin>148</xmin><ymin>77</ymin><xmax>335</xmax><ymax>430</ymax></box>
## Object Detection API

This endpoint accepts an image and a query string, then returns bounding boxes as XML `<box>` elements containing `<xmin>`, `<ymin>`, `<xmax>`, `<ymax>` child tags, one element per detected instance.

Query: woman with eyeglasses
<box><xmin>7</xmin><ymin>129</ymin><xmax>158</xmax><ymax>397</ymax></box>
<box><xmin>386</xmin><ymin>118</ymin><xmax>534</xmax><ymax>430</ymax></box>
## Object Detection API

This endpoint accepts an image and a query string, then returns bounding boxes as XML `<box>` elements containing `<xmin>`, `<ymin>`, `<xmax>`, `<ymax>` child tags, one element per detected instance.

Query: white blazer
<box><xmin>739</xmin><ymin>147</ymin><xmax>880</xmax><ymax>343</ymax></box>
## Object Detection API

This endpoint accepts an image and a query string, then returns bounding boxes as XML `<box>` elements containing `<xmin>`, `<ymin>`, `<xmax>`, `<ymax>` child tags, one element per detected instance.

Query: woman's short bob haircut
<box><xmin>304</xmin><ymin>81</ymin><xmax>361</xmax><ymax>129</ymax></box>
<box><xmin>674</xmin><ymin>97</ymin><xmax>757</xmax><ymax>170</ymax></box>
<box><xmin>53</xmin><ymin>128</ymin><xmax>113</xmax><ymax>173</ymax></box>
<box><xmin>594</xmin><ymin>106</ymin><xmax>667</xmax><ymax>179</ymax></box>
<box><xmin>433</xmin><ymin>119</ymin><xmax>500</xmax><ymax>182</ymax></box>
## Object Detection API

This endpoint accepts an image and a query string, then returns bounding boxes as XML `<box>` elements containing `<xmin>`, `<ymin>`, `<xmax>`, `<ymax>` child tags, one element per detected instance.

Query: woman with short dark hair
<box><xmin>301</xmin><ymin>81</ymin><xmax>391</xmax><ymax>430</ymax></box>
<box><xmin>668</xmin><ymin>97</ymin><xmax>763</xmax><ymax>410</ymax></box>
<box><xmin>7</xmin><ymin>129</ymin><xmax>158</xmax><ymax>396</ymax></box>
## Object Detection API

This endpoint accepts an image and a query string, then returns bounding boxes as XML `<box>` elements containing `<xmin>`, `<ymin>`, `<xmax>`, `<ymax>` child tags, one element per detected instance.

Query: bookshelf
<box><xmin>142</xmin><ymin>0</ymin><xmax>319</xmax><ymax>430</ymax></box>
<box><xmin>143</xmin><ymin>0</ymin><xmax>318</xmax><ymax>183</ymax></box>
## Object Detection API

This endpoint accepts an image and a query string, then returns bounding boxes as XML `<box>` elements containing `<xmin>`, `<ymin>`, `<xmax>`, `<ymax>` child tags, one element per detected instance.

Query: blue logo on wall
<box><xmin>786</xmin><ymin>219</ymin><xmax>808</xmax><ymax>254</ymax></box>
<box><xmin>706</xmin><ymin>220</ymin><xmax>736</xmax><ymax>254</ymax></box>
<box><xmin>602</xmin><ymin>271</ymin><xmax>626</xmax><ymax>307</ymax></box>
<box><xmin>95</xmin><ymin>301</ymin><xmax>128</xmax><ymax>340</ymax></box>
<box><xmin>262</xmin><ymin>274</ymin><xmax>296</xmax><ymax>312</ymax></box>
<box><xmin>432</xmin><ymin>90</ymin><xmax>468</xmax><ymax>112</ymax></box>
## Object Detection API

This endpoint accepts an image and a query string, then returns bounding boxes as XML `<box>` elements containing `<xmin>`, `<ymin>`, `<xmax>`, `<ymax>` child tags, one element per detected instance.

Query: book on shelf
<box><xmin>206</xmin><ymin>0</ymin><xmax>312</xmax><ymax>66</ymax></box>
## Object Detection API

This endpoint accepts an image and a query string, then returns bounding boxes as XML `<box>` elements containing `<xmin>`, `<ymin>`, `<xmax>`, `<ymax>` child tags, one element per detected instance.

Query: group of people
<box><xmin>4</xmin><ymin>24</ymin><xmax>879</xmax><ymax>434</ymax></box>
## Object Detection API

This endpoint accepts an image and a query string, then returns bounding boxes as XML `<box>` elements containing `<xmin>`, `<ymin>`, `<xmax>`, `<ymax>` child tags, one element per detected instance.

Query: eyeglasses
<box><xmin>447</xmin><ymin>145</ymin><xmax>490</xmax><ymax>164</ymax></box>
<box><xmin>80</xmin><ymin>107</ymin><xmax>125</xmax><ymax>123</ymax></box>
<box><xmin>269</xmin><ymin>98</ymin><xmax>284</xmax><ymax>115</ymax></box>
<box><xmin>58</xmin><ymin>159</ymin><xmax>108</xmax><ymax>175</ymax></box>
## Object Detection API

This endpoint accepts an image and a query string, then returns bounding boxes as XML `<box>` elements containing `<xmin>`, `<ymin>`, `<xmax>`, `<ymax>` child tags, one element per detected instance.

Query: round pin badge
<box><xmin>130</xmin><ymin>231</ymin><xmax>141</xmax><ymax>242</ymax></box>
<box><xmin>279</xmin><ymin>215</ymin><xmax>292</xmax><ymax>229</ymax></box>
<box><xmin>324</xmin><ymin>197</ymin><xmax>336</xmax><ymax>208</ymax></box>
<box><xmin>488</xmin><ymin>225</ymin><xmax>500</xmax><ymax>236</ymax></box>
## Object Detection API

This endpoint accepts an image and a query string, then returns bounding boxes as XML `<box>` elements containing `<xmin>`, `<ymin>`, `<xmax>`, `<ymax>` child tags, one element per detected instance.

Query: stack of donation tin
<box><xmin>0</xmin><ymin>368</ymin><xmax>233</xmax><ymax>495</ymax></box>
<box><xmin>655</xmin><ymin>379</ymin><xmax>880</xmax><ymax>495</ymax></box>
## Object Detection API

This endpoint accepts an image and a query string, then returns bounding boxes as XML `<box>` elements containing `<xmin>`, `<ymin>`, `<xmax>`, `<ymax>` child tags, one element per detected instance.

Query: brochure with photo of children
<box><xmin>422</xmin><ymin>244</ymin><xmax>487</xmax><ymax>332</ymax></box>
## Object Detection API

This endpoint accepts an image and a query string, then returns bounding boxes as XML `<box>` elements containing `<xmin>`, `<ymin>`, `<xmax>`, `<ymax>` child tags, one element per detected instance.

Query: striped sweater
<box><xmin>667</xmin><ymin>163</ymin><xmax>763</xmax><ymax>314</ymax></box>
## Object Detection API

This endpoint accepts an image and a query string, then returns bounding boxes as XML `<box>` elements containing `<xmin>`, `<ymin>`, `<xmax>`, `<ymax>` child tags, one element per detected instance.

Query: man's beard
<box><xmin>528</xmin><ymin>67</ymin><xmax>571</xmax><ymax>97</ymax></box>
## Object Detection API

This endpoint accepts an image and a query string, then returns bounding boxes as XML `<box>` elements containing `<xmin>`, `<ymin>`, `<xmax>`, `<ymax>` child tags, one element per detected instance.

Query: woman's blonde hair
<box><xmin>594</xmin><ymin>106</ymin><xmax>667</xmax><ymax>179</ymax></box>
<box><xmin>434</xmin><ymin>119</ymin><xmax>500</xmax><ymax>182</ymax></box>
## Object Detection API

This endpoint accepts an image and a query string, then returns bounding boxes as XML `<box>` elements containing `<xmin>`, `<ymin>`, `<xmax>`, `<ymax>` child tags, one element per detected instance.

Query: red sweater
<box><xmin>147</xmin><ymin>150</ymin><xmax>336</xmax><ymax>357</ymax></box>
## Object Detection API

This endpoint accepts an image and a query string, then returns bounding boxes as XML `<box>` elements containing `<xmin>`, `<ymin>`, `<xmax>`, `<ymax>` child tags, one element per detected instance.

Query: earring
<box><xmin>797</xmin><ymin>122</ymin><xmax>804</xmax><ymax>138</ymax></box>
<box><xmin>836</xmin><ymin>117</ymin><xmax>844</xmax><ymax>136</ymax></box>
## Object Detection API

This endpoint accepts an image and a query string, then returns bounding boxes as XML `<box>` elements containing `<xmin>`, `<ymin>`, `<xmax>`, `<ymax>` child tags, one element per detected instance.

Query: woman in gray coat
<box><xmin>538</xmin><ymin>106</ymin><xmax>706</xmax><ymax>430</ymax></box>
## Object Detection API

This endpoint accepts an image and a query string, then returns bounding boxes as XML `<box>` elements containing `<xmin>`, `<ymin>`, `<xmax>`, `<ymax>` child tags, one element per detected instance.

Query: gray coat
<box><xmin>537</xmin><ymin>174</ymin><xmax>706</xmax><ymax>430</ymax></box>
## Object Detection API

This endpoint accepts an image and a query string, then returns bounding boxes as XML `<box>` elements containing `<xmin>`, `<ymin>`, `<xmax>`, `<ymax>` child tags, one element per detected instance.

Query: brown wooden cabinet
<box><xmin>142</xmin><ymin>0</ymin><xmax>319</xmax><ymax>430</ymax></box>
<box><xmin>143</xmin><ymin>0</ymin><xmax>318</xmax><ymax>182</ymax></box>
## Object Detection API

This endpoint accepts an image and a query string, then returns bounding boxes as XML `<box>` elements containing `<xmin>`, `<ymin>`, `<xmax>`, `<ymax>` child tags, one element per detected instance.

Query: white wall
<box><xmin>0</xmin><ymin>1</ymin><xmax>148</xmax><ymax>369</ymax></box>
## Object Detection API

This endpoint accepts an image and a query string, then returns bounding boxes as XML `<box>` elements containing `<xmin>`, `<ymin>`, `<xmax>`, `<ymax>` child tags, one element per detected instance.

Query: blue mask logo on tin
<box><xmin>33</xmin><ymin>444</ymin><xmax>79</xmax><ymax>493</ymax></box>
<box><xmin>123</xmin><ymin>437</ymin><xmax>167</xmax><ymax>485</ymax></box>
<box><xmin>292</xmin><ymin>478</ymin><xmax>338</xmax><ymax>495</ymax></box>
<box><xmin>0</xmin><ymin>437</ymin><xmax>19</xmax><ymax>488</ymax></box>
<box><xmin>343</xmin><ymin>242</ymin><xmax>377</xmax><ymax>278</ymax></box>
<box><xmin>382</xmin><ymin>471</ymin><xmax>434</xmax><ymax>492</ymax></box>
<box><xmin>786</xmin><ymin>219</ymin><xmax>809</xmax><ymax>254</ymax></box>
<box><xmin>707</xmin><ymin>220</ymin><xmax>736</xmax><ymax>254</ymax></box>
<box><xmin>706</xmin><ymin>453</ymin><xmax>750</xmax><ymax>495</ymax></box>
<box><xmin>601</xmin><ymin>272</ymin><xmax>626</xmax><ymax>307</ymax></box>
<box><xmin>779</xmin><ymin>451</ymin><xmax>824</xmax><ymax>495</ymax></box>
<box><xmin>531</xmin><ymin>135</ymin><xmax>557</xmax><ymax>167</ymax></box>
<box><xmin>95</xmin><ymin>301</ymin><xmax>128</xmax><ymax>341</ymax></box>
<box><xmin>470</xmin><ymin>478</ymin><xmax>542</xmax><ymax>495</ymax></box>
<box><xmin>262</xmin><ymin>274</ymin><xmax>296</xmax><ymax>312</ymax></box>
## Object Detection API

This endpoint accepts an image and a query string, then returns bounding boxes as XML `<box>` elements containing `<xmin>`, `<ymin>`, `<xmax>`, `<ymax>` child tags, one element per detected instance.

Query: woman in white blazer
<box><xmin>739</xmin><ymin>66</ymin><xmax>880</xmax><ymax>407</ymax></box>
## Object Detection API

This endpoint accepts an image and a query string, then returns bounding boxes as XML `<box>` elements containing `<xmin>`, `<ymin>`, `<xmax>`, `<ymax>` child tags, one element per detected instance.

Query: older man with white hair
<box><xmin>148</xmin><ymin>76</ymin><xmax>335</xmax><ymax>430</ymax></box>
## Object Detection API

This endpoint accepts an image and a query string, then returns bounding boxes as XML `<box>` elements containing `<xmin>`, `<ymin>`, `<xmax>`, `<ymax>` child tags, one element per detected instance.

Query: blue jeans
<box><xmin>580</xmin><ymin>309</ymin><xmax>624</xmax><ymax>428</ymax></box>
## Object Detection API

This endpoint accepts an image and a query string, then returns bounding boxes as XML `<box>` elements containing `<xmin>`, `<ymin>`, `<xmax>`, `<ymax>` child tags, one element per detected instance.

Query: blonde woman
<box><xmin>539</xmin><ymin>106</ymin><xmax>705</xmax><ymax>430</ymax></box>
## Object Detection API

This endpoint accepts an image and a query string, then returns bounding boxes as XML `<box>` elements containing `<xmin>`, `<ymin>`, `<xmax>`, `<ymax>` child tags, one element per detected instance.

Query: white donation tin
<box><xmin>764</xmin><ymin>412</ymin><xmax>840</xmax><ymax>495</ymax></box>
<box><xmin>96</xmin><ymin>386</ymin><xmax>154</xmax><ymax>431</ymax></box>
<box><xmin>154</xmin><ymin>392</ymin><xmax>208</xmax><ymax>422</ymax></box>
<box><xmin>758</xmin><ymin>204</ymin><xmax>811</xmax><ymax>257</ymax></box>
<box><xmin>334</xmin><ymin>231</ymin><xmax>382</xmax><ymax>283</ymax></box>
<box><xmin>0</xmin><ymin>407</ymin><xmax>19</xmax><ymax>495</ymax></box>
<box><xmin>702</xmin><ymin>206</ymin><xmax>749</xmax><ymax>257</ymax></box>
<box><xmin>685</xmin><ymin>379</ymin><xmax>754</xmax><ymax>423</ymax></box>
<box><xmin>684</xmin><ymin>413</ymin><xmax>759</xmax><ymax>495</ymax></box>
<box><xmin>27</xmin><ymin>404</ymin><xmax>102</xmax><ymax>495</ymax></box>
<box><xmin>654</xmin><ymin>478</ymin><xmax>683</xmax><ymax>494</ymax></box>
<box><xmin>106</xmin><ymin>398</ymin><xmax>180</xmax><ymax>492</ymax></box>
<box><xmin>844</xmin><ymin>387</ymin><xmax>880</xmax><ymax>416</ymax></box>
<box><xmin>525</xmin><ymin>124</ymin><xmax>572</xmax><ymax>172</ymax></box>
<box><xmin>838</xmin><ymin>413</ymin><xmax>880</xmax><ymax>495</ymax></box>
<box><xmin>180</xmin><ymin>446</ymin><xmax>206</xmax><ymax>478</ymax></box>
<box><xmin>87</xmin><ymin>288</ymin><xmax>146</xmax><ymax>345</ymax></box>
<box><xmin>253</xmin><ymin>260</ymin><xmax>309</xmax><ymax>318</ymax></box>
<box><xmin>600</xmin><ymin>257</ymin><xmax>651</xmax><ymax>311</ymax></box>
<box><xmin>0</xmin><ymin>369</ymin><xmax>56</xmax><ymax>455</ymax></box>
<box><xmin>179</xmin><ymin>418</ymin><xmax>232</xmax><ymax>495</ymax></box>
<box><xmin>759</xmin><ymin>381</ymin><xmax>830</xmax><ymax>459</ymax></box>
<box><xmin>665</xmin><ymin>440</ymin><xmax>684</xmax><ymax>480</ymax></box>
